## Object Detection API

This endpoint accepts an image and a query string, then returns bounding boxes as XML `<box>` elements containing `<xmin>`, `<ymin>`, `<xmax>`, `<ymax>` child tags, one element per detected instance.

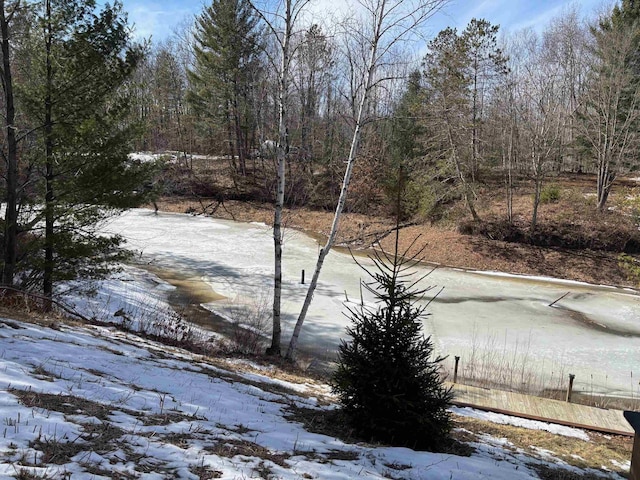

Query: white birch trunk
<box><xmin>285</xmin><ymin>0</ymin><xmax>386</xmax><ymax>360</ymax></box>
<box><xmin>269</xmin><ymin>0</ymin><xmax>292</xmax><ymax>355</ymax></box>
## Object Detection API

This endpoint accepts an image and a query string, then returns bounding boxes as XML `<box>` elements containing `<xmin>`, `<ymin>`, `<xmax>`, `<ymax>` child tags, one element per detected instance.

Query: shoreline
<box><xmin>152</xmin><ymin>197</ymin><xmax>635</xmax><ymax>289</ymax></box>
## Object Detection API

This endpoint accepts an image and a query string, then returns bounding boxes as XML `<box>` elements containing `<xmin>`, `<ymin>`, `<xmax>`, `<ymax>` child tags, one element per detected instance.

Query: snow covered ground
<box><xmin>0</xmin><ymin>317</ymin><xmax>627</xmax><ymax>479</ymax></box>
<box><xmin>96</xmin><ymin>209</ymin><xmax>640</xmax><ymax>397</ymax></box>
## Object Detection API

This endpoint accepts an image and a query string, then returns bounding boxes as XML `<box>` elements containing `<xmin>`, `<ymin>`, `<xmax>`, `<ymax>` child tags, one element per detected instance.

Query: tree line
<box><xmin>130</xmin><ymin>0</ymin><xmax>640</xmax><ymax>357</ymax></box>
<box><xmin>134</xmin><ymin>0</ymin><xmax>640</xmax><ymax>220</ymax></box>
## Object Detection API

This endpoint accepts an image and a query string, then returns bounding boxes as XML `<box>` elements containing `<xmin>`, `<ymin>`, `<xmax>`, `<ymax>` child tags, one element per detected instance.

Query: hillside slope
<box><xmin>0</xmin><ymin>315</ymin><xmax>630</xmax><ymax>479</ymax></box>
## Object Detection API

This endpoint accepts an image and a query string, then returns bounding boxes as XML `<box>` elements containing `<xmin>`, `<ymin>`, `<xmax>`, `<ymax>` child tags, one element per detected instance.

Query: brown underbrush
<box><xmin>153</xmin><ymin>160</ymin><xmax>640</xmax><ymax>288</ymax></box>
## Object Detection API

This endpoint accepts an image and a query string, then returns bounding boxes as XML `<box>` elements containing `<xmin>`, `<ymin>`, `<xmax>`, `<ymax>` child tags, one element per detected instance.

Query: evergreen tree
<box><xmin>187</xmin><ymin>0</ymin><xmax>262</xmax><ymax>176</ymax></box>
<box><xmin>332</xmin><ymin>237</ymin><xmax>452</xmax><ymax>450</ymax></box>
<box><xmin>386</xmin><ymin>71</ymin><xmax>430</xmax><ymax>220</ymax></box>
<box><xmin>13</xmin><ymin>0</ymin><xmax>153</xmax><ymax>301</ymax></box>
<box><xmin>612</xmin><ymin>0</ymin><xmax>640</xmax><ymax>26</ymax></box>
<box><xmin>423</xmin><ymin>26</ymin><xmax>480</xmax><ymax>221</ymax></box>
<box><xmin>460</xmin><ymin>19</ymin><xmax>508</xmax><ymax>182</ymax></box>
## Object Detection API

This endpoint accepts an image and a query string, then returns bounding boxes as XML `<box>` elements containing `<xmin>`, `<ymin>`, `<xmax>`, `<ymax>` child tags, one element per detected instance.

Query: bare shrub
<box><xmin>110</xmin><ymin>303</ymin><xmax>220</xmax><ymax>356</ymax></box>
<box><xmin>221</xmin><ymin>290</ymin><xmax>270</xmax><ymax>355</ymax></box>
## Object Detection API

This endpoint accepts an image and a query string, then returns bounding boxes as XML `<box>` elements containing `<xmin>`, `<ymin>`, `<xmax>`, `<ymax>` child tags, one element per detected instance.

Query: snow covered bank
<box><xmin>0</xmin><ymin>317</ymin><xmax>624</xmax><ymax>479</ymax></box>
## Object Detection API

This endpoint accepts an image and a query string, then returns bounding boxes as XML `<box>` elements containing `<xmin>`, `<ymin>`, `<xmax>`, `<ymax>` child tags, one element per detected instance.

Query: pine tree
<box><xmin>332</xmin><ymin>236</ymin><xmax>452</xmax><ymax>450</ymax></box>
<box><xmin>612</xmin><ymin>0</ymin><xmax>640</xmax><ymax>26</ymax></box>
<box><xmin>12</xmin><ymin>0</ymin><xmax>153</xmax><ymax>301</ymax></box>
<box><xmin>187</xmin><ymin>0</ymin><xmax>262</xmax><ymax>176</ymax></box>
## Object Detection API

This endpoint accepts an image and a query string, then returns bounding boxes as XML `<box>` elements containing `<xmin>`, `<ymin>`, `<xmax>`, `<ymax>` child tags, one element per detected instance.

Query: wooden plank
<box><xmin>449</xmin><ymin>383</ymin><xmax>634</xmax><ymax>436</ymax></box>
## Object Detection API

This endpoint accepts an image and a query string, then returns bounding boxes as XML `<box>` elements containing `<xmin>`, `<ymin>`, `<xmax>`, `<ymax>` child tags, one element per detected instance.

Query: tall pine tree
<box><xmin>187</xmin><ymin>0</ymin><xmax>262</xmax><ymax>177</ymax></box>
<box><xmin>13</xmin><ymin>0</ymin><xmax>153</xmax><ymax>302</ymax></box>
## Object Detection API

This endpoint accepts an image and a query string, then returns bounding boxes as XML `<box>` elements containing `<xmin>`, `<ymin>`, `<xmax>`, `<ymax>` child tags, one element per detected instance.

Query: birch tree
<box><xmin>250</xmin><ymin>0</ymin><xmax>311</xmax><ymax>356</ymax></box>
<box><xmin>285</xmin><ymin>0</ymin><xmax>448</xmax><ymax>360</ymax></box>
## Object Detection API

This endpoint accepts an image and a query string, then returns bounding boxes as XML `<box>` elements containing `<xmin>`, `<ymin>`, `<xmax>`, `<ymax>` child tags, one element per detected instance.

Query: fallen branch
<box><xmin>340</xmin><ymin>222</ymin><xmax>418</xmax><ymax>246</ymax></box>
<box><xmin>549</xmin><ymin>292</ymin><xmax>570</xmax><ymax>307</ymax></box>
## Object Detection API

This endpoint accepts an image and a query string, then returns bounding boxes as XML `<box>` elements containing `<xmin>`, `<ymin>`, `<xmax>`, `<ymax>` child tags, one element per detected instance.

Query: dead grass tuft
<box><xmin>219</xmin><ymin>423</ymin><xmax>254</xmax><ymax>435</ymax></box>
<box><xmin>189</xmin><ymin>465</ymin><xmax>223</xmax><ymax>479</ymax></box>
<box><xmin>28</xmin><ymin>435</ymin><xmax>86</xmax><ymax>466</ymax></box>
<box><xmin>205</xmin><ymin>438</ymin><xmax>290</xmax><ymax>467</ymax></box>
<box><xmin>141</xmin><ymin>410</ymin><xmax>205</xmax><ymax>426</ymax></box>
<box><xmin>531</xmin><ymin>463</ymin><xmax>617</xmax><ymax>480</ymax></box>
<box><xmin>13</xmin><ymin>468</ymin><xmax>55</xmax><ymax>479</ymax></box>
<box><xmin>12</xmin><ymin>390</ymin><xmax>112</xmax><ymax>420</ymax></box>
<box><xmin>80</xmin><ymin>463</ymin><xmax>136</xmax><ymax>480</ymax></box>
<box><xmin>384</xmin><ymin>461</ymin><xmax>412</xmax><ymax>470</ymax></box>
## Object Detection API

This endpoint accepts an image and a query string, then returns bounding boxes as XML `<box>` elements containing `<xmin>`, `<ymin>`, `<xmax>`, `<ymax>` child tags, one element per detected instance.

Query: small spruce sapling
<box><xmin>331</xmin><ymin>235</ymin><xmax>452</xmax><ymax>450</ymax></box>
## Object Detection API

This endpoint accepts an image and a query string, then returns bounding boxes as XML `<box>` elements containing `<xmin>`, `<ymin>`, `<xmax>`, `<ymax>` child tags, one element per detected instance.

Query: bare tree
<box><xmin>291</xmin><ymin>24</ymin><xmax>334</xmax><ymax>163</ymax></box>
<box><xmin>490</xmin><ymin>55</ymin><xmax>518</xmax><ymax>223</ymax></box>
<box><xmin>543</xmin><ymin>6</ymin><xmax>590</xmax><ymax>173</ymax></box>
<box><xmin>250</xmin><ymin>0</ymin><xmax>312</xmax><ymax>356</ymax></box>
<box><xmin>511</xmin><ymin>29</ymin><xmax>565</xmax><ymax>230</ymax></box>
<box><xmin>577</xmin><ymin>17</ymin><xmax>640</xmax><ymax>211</ymax></box>
<box><xmin>285</xmin><ymin>0</ymin><xmax>448</xmax><ymax>360</ymax></box>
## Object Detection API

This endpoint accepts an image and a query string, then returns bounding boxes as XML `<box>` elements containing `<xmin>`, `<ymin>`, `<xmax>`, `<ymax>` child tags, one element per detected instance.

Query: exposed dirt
<box><xmin>154</xmin><ymin>187</ymin><xmax>634</xmax><ymax>288</ymax></box>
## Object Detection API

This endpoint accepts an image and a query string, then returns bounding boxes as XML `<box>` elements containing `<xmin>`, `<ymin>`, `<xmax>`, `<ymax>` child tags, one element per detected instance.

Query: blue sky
<box><xmin>116</xmin><ymin>0</ymin><xmax>608</xmax><ymax>43</ymax></box>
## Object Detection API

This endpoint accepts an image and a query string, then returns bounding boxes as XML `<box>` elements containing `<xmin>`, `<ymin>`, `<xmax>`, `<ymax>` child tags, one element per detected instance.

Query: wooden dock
<box><xmin>449</xmin><ymin>383</ymin><xmax>634</xmax><ymax>436</ymax></box>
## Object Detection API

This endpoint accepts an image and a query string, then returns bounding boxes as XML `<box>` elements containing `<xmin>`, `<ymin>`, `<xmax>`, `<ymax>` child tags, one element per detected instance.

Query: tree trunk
<box><xmin>43</xmin><ymin>0</ymin><xmax>54</xmax><ymax>311</ymax></box>
<box><xmin>445</xmin><ymin>113</ymin><xmax>480</xmax><ymax>222</ymax></box>
<box><xmin>268</xmin><ymin>0</ymin><xmax>292</xmax><ymax>356</ymax></box>
<box><xmin>1</xmin><ymin>0</ymin><xmax>18</xmax><ymax>287</ymax></box>
<box><xmin>531</xmin><ymin>175</ymin><xmax>541</xmax><ymax>231</ymax></box>
<box><xmin>471</xmin><ymin>57</ymin><xmax>479</xmax><ymax>182</ymax></box>
<box><xmin>232</xmin><ymin>83</ymin><xmax>246</xmax><ymax>177</ymax></box>
<box><xmin>597</xmin><ymin>162</ymin><xmax>614</xmax><ymax>211</ymax></box>
<box><xmin>285</xmin><ymin>1</ymin><xmax>384</xmax><ymax>360</ymax></box>
<box><xmin>505</xmin><ymin>115</ymin><xmax>515</xmax><ymax>223</ymax></box>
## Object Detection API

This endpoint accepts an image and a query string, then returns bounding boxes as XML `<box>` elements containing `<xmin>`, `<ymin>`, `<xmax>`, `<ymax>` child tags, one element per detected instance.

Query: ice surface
<box><xmin>100</xmin><ymin>209</ymin><xmax>640</xmax><ymax>395</ymax></box>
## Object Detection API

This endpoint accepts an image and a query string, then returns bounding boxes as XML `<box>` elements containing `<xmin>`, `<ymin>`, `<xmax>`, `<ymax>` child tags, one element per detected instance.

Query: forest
<box><xmin>1</xmin><ymin>0</ymin><xmax>640</xmax><ymax>321</ymax></box>
<box><xmin>134</xmin><ymin>0</ymin><xmax>640</xmax><ymax>267</ymax></box>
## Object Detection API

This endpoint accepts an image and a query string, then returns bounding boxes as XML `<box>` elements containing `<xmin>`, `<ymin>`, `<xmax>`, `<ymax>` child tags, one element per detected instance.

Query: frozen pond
<box><xmin>104</xmin><ymin>209</ymin><xmax>640</xmax><ymax>397</ymax></box>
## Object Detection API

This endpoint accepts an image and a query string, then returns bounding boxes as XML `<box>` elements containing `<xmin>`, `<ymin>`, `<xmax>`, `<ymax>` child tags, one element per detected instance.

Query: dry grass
<box><xmin>205</xmin><ymin>438</ymin><xmax>291</xmax><ymax>467</ymax></box>
<box><xmin>189</xmin><ymin>465</ymin><xmax>223</xmax><ymax>479</ymax></box>
<box><xmin>286</xmin><ymin>400</ymin><xmax>630</xmax><ymax>477</ymax></box>
<box><xmin>532</xmin><ymin>464</ymin><xmax>622</xmax><ymax>480</ymax></box>
<box><xmin>452</xmin><ymin>414</ymin><xmax>632</xmax><ymax>476</ymax></box>
<box><xmin>13</xmin><ymin>390</ymin><xmax>113</xmax><ymax>420</ymax></box>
